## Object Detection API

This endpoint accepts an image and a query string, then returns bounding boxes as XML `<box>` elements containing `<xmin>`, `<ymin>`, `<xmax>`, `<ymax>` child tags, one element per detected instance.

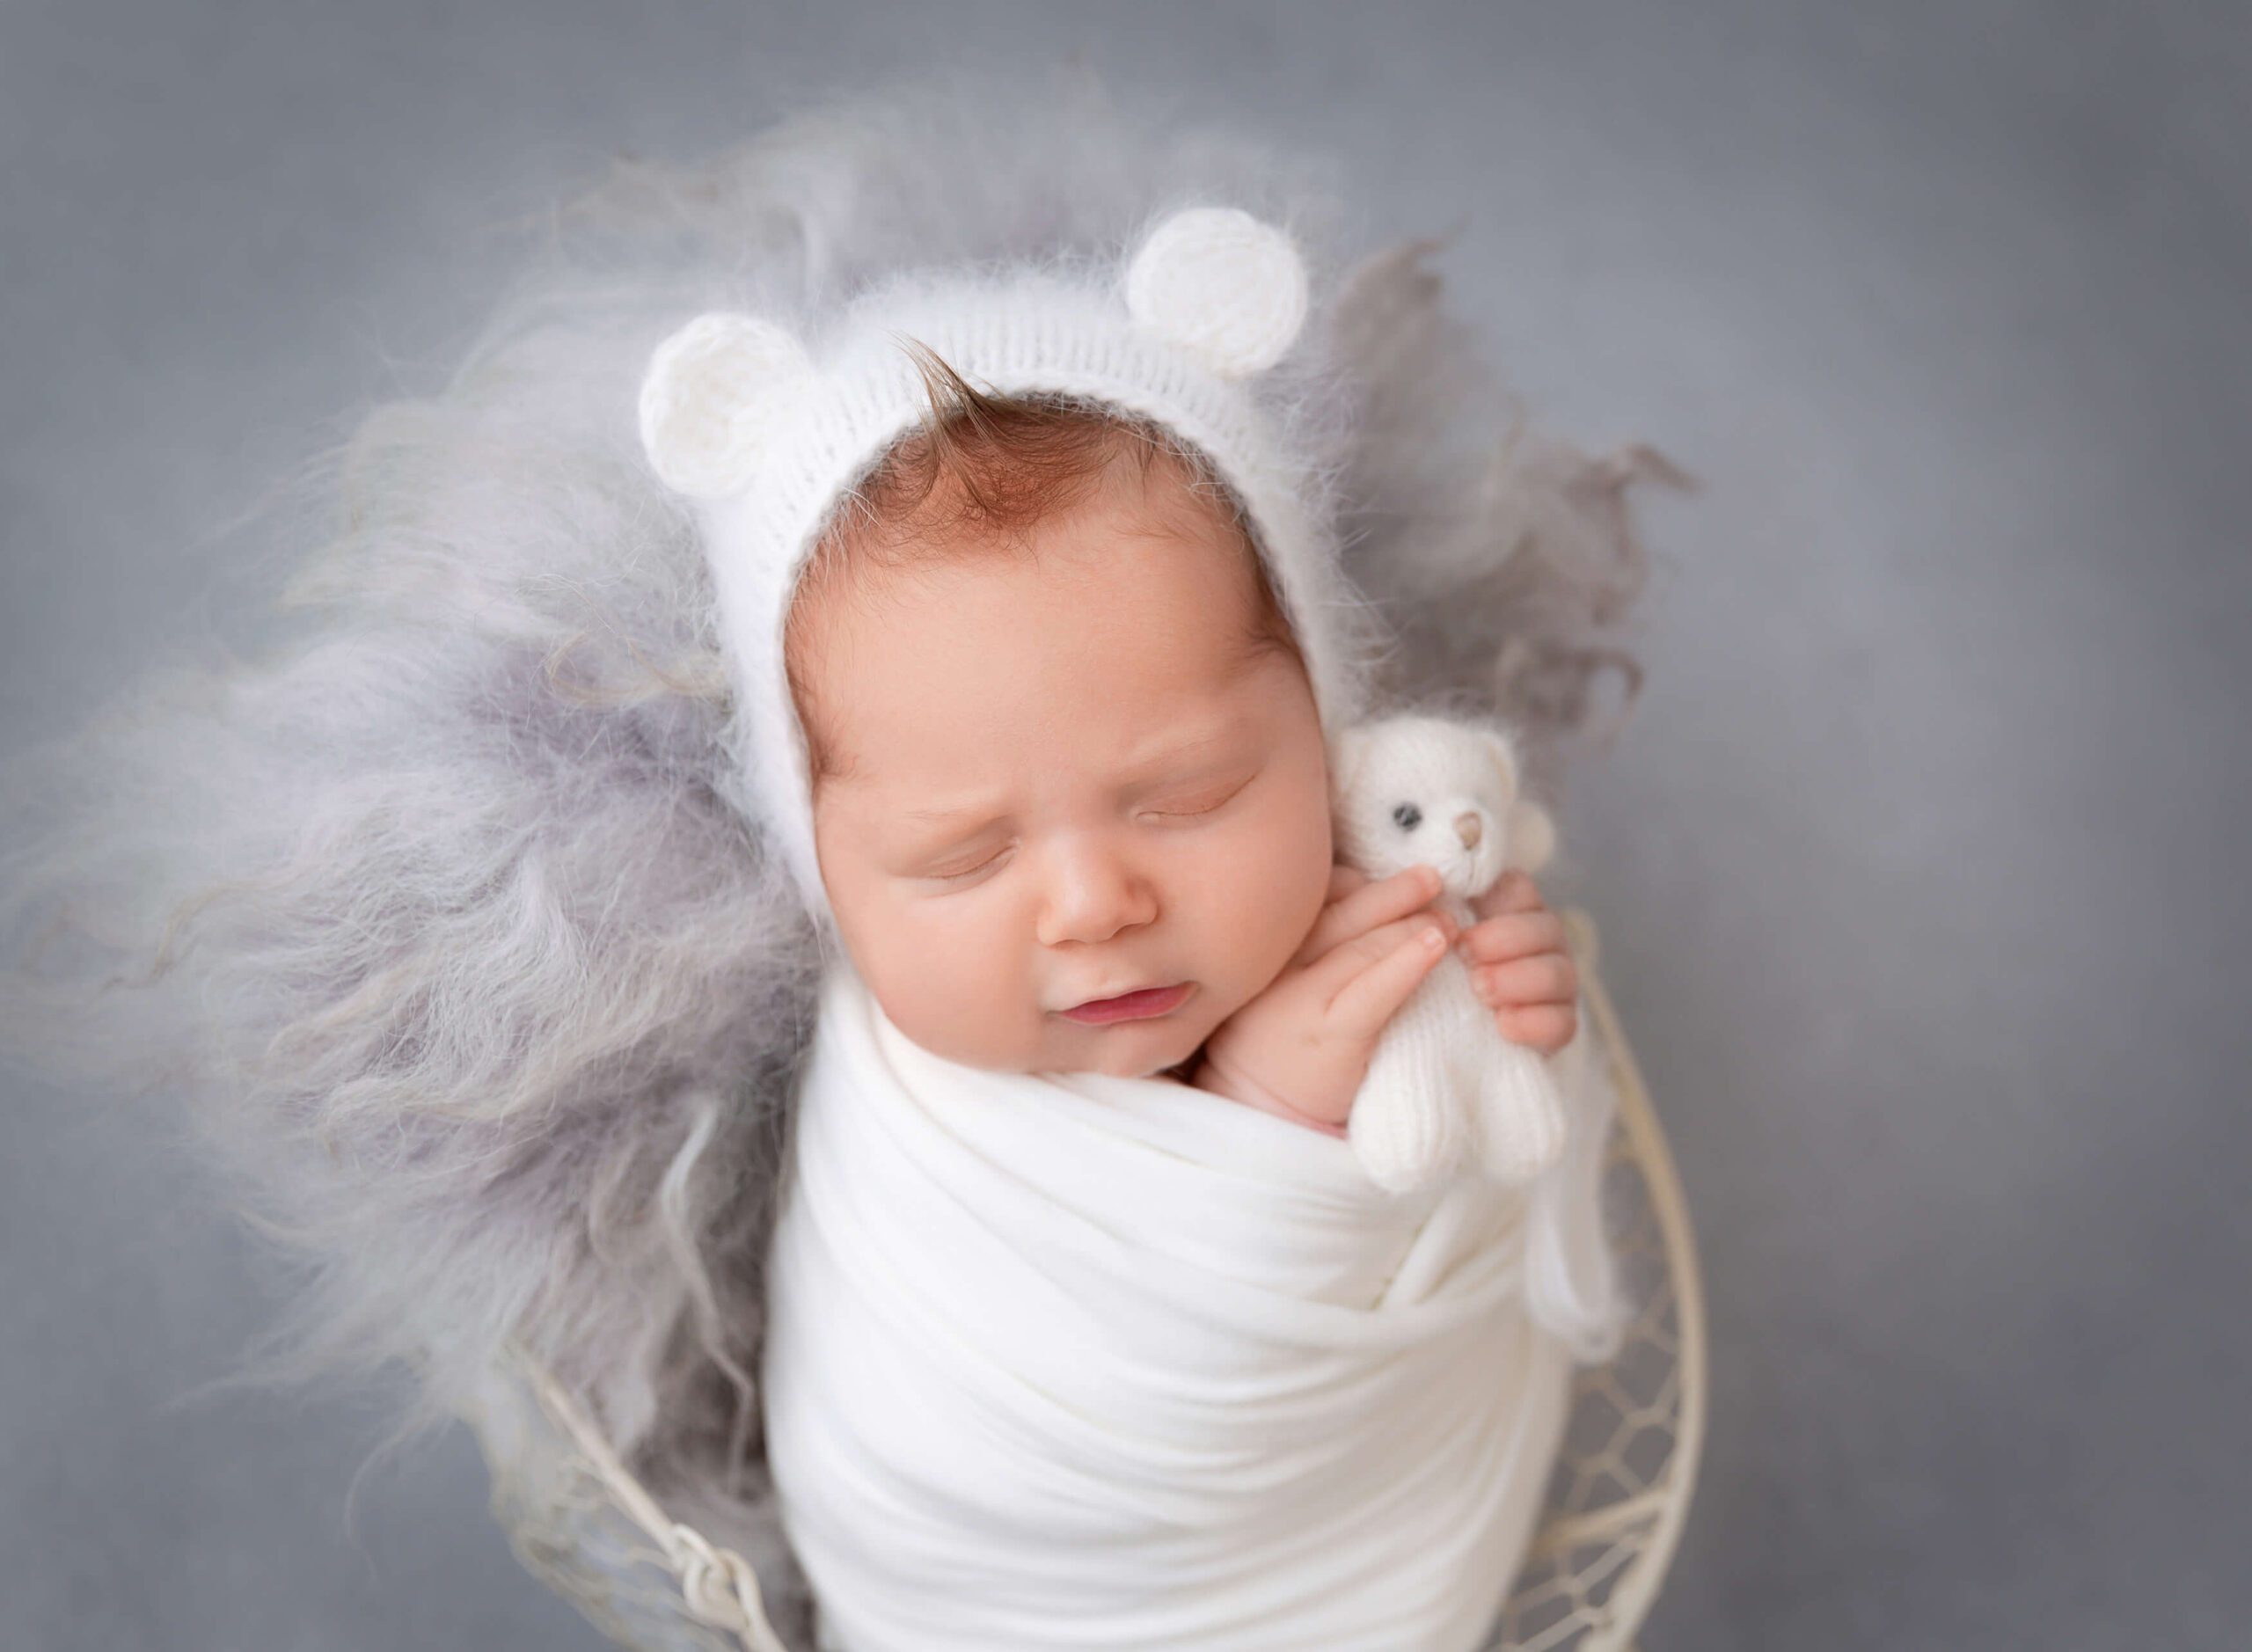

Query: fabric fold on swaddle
<box><xmin>762</xmin><ymin>957</ymin><xmax>1590</xmax><ymax>1652</ymax></box>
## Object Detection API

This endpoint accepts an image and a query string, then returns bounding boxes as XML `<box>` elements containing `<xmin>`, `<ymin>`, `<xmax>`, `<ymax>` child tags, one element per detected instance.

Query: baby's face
<box><xmin>799</xmin><ymin>457</ymin><xmax>1334</xmax><ymax>1078</ymax></box>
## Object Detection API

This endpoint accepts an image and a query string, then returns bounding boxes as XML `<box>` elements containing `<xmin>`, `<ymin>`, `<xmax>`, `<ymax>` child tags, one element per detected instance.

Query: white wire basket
<box><xmin>464</xmin><ymin>904</ymin><xmax>1706</xmax><ymax>1652</ymax></box>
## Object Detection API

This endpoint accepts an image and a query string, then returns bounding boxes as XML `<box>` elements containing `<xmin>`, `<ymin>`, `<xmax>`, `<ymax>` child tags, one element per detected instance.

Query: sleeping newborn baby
<box><xmin>756</xmin><ymin>350</ymin><xmax>1598</xmax><ymax>1651</ymax></box>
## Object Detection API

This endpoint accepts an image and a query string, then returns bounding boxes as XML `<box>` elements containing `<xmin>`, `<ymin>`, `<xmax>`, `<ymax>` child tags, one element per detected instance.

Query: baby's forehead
<box><xmin>805</xmin><ymin>580</ymin><xmax>1286</xmax><ymax>803</ymax></box>
<box><xmin>800</xmin><ymin>447</ymin><xmax>1261</xmax><ymax>645</ymax></box>
<box><xmin>789</xmin><ymin>432</ymin><xmax>1296</xmax><ymax>785</ymax></box>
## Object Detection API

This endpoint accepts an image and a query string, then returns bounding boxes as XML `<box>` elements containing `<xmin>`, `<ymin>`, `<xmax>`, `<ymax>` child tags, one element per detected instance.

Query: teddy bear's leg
<box><xmin>1475</xmin><ymin>1044</ymin><xmax>1568</xmax><ymax>1186</ymax></box>
<box><xmin>1348</xmin><ymin>1006</ymin><xmax>1466</xmax><ymax>1194</ymax></box>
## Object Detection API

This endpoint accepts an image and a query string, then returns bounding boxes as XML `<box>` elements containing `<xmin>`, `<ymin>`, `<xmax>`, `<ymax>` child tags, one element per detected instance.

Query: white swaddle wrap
<box><xmin>763</xmin><ymin>956</ymin><xmax>1618</xmax><ymax>1652</ymax></box>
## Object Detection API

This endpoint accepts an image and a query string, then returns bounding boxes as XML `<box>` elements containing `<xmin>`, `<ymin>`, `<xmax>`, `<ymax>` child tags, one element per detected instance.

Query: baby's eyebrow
<box><xmin>896</xmin><ymin>727</ymin><xmax>1243</xmax><ymax>826</ymax></box>
<box><xmin>903</xmin><ymin>800</ymin><xmax>998</xmax><ymax>824</ymax></box>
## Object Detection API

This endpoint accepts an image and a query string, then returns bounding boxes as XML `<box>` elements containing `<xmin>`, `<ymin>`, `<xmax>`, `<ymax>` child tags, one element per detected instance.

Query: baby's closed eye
<box><xmin>1143</xmin><ymin>769</ymin><xmax>1258</xmax><ymax>819</ymax></box>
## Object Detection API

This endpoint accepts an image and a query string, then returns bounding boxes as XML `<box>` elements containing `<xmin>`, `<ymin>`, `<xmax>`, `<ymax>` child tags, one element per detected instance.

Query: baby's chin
<box><xmin>1067</xmin><ymin>1034</ymin><xmax>1201</xmax><ymax>1081</ymax></box>
<box><xmin>885</xmin><ymin>1018</ymin><xmax>1184</xmax><ymax>1079</ymax></box>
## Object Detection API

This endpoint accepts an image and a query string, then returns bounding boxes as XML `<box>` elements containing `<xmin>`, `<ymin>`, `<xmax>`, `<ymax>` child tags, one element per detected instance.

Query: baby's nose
<box><xmin>1454</xmin><ymin>812</ymin><xmax>1482</xmax><ymax>851</ymax></box>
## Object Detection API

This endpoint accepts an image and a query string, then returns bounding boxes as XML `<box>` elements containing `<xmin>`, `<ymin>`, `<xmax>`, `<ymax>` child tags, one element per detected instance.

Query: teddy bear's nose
<box><xmin>1454</xmin><ymin>812</ymin><xmax>1482</xmax><ymax>851</ymax></box>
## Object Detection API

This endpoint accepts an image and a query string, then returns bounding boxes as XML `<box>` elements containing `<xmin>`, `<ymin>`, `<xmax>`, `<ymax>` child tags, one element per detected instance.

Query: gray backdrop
<box><xmin>4</xmin><ymin>2</ymin><xmax>2248</xmax><ymax>1648</ymax></box>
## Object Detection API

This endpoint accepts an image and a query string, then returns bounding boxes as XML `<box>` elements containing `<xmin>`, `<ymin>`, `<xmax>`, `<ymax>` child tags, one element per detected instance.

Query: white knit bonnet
<box><xmin>637</xmin><ymin>205</ymin><xmax>1370</xmax><ymax>929</ymax></box>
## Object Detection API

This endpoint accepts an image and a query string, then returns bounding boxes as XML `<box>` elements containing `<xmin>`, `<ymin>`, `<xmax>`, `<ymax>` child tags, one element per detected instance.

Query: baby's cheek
<box><xmin>1191</xmin><ymin>818</ymin><xmax>1329</xmax><ymax>1003</ymax></box>
<box><xmin>838</xmin><ymin>897</ymin><xmax>1028</xmax><ymax>1068</ymax></box>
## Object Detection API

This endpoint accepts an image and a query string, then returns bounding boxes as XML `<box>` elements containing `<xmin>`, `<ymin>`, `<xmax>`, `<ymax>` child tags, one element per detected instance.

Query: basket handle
<box><xmin>508</xmin><ymin>1340</ymin><xmax>793</xmax><ymax>1652</ymax></box>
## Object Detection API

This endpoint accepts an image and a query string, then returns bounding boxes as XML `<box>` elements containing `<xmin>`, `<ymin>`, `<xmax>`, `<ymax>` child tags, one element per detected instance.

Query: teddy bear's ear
<box><xmin>1477</xmin><ymin>725</ymin><xmax>1523</xmax><ymax>795</ymax></box>
<box><xmin>1481</xmin><ymin>725</ymin><xmax>1554</xmax><ymax>868</ymax></box>
<box><xmin>1122</xmin><ymin>206</ymin><xmax>1309</xmax><ymax>379</ymax></box>
<box><xmin>1505</xmin><ymin>800</ymin><xmax>1556</xmax><ymax>874</ymax></box>
<box><xmin>638</xmin><ymin>311</ymin><xmax>816</xmax><ymax>499</ymax></box>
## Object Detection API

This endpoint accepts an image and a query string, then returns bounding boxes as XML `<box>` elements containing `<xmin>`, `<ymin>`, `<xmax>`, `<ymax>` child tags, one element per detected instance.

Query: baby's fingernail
<box><xmin>1422</xmin><ymin>925</ymin><xmax>1446</xmax><ymax>950</ymax></box>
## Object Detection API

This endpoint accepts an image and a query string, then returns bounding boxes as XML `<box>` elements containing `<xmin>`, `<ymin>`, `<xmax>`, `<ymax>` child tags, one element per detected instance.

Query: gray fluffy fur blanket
<box><xmin>0</xmin><ymin>60</ymin><xmax>1678</xmax><ymax>1646</ymax></box>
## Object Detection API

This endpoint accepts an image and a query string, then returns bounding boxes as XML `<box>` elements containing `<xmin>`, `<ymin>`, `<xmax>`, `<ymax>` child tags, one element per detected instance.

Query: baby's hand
<box><xmin>1190</xmin><ymin>864</ymin><xmax>1460</xmax><ymax>1134</ymax></box>
<box><xmin>1457</xmin><ymin>869</ymin><xmax>1580</xmax><ymax>1056</ymax></box>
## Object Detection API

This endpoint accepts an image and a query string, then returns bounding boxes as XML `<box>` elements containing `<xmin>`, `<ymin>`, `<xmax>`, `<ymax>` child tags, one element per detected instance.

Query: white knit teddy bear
<box><xmin>1332</xmin><ymin>713</ymin><xmax>1569</xmax><ymax>1194</ymax></box>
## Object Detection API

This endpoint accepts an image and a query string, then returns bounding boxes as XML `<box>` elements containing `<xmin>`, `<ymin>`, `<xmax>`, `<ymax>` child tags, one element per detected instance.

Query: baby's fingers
<box><xmin>1325</xmin><ymin>918</ymin><xmax>1451</xmax><ymax>1039</ymax></box>
<box><xmin>1470</xmin><ymin>950</ymin><xmax>1578</xmax><ymax>1007</ymax></box>
<box><xmin>1471</xmin><ymin>869</ymin><xmax>1548</xmax><ymax>924</ymax></box>
<box><xmin>1298</xmin><ymin>865</ymin><xmax>1448</xmax><ymax>965</ymax></box>
<box><xmin>1456</xmin><ymin>909</ymin><xmax>1567</xmax><ymax>968</ymax></box>
<box><xmin>1497</xmin><ymin>1001</ymin><xmax>1578</xmax><ymax>1056</ymax></box>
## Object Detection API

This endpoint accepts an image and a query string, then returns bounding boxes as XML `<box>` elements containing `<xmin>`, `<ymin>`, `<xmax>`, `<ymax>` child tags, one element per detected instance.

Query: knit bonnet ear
<box><xmin>640</xmin><ymin>208</ymin><xmax>1304</xmax><ymax>499</ymax></box>
<box><xmin>1122</xmin><ymin>206</ymin><xmax>1308</xmax><ymax>378</ymax></box>
<box><xmin>638</xmin><ymin>311</ymin><xmax>815</xmax><ymax>499</ymax></box>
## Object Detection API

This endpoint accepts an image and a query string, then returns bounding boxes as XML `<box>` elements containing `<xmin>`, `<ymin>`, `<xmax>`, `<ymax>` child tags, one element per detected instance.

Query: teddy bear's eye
<box><xmin>1392</xmin><ymin>802</ymin><xmax>1422</xmax><ymax>832</ymax></box>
